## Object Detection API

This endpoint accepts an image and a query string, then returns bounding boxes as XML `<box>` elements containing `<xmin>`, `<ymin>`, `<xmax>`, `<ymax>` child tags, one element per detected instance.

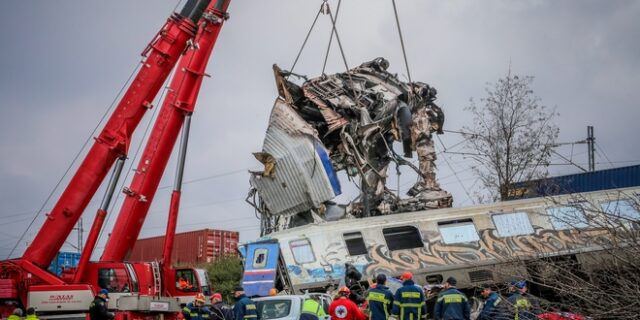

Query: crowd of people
<box><xmin>6</xmin><ymin>274</ymin><xmax>565</xmax><ymax>320</ymax></box>
<box><xmin>83</xmin><ymin>285</ymin><xmax>250</xmax><ymax>320</ymax></box>
<box><xmin>327</xmin><ymin>272</ymin><xmax>548</xmax><ymax>320</ymax></box>
<box><xmin>7</xmin><ymin>276</ymin><xmax>570</xmax><ymax>320</ymax></box>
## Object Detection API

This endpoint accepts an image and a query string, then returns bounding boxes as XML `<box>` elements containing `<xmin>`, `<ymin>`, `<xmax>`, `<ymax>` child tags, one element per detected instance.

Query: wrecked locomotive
<box><xmin>247</xmin><ymin>58</ymin><xmax>453</xmax><ymax>234</ymax></box>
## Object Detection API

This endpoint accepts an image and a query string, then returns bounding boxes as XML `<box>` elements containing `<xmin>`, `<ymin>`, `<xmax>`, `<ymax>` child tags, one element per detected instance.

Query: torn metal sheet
<box><xmin>250</xmin><ymin>99</ymin><xmax>341</xmax><ymax>218</ymax></box>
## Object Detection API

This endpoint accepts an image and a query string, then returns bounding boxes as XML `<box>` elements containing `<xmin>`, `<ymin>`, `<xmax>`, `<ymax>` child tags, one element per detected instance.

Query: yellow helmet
<box><xmin>195</xmin><ymin>293</ymin><xmax>206</xmax><ymax>303</ymax></box>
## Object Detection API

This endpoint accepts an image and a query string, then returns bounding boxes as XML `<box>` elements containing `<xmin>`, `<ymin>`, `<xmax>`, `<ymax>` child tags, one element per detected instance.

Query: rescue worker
<box><xmin>478</xmin><ymin>284</ymin><xmax>507</xmax><ymax>320</ymax></box>
<box><xmin>390</xmin><ymin>272</ymin><xmax>427</xmax><ymax>320</ymax></box>
<box><xmin>433</xmin><ymin>277</ymin><xmax>470</xmax><ymax>320</ymax></box>
<box><xmin>8</xmin><ymin>308</ymin><xmax>23</xmax><ymax>320</ymax></box>
<box><xmin>301</xmin><ymin>295</ymin><xmax>327</xmax><ymax>320</ymax></box>
<box><xmin>182</xmin><ymin>293</ymin><xmax>211</xmax><ymax>320</ymax></box>
<box><xmin>210</xmin><ymin>292</ymin><xmax>234</xmax><ymax>320</ymax></box>
<box><xmin>507</xmin><ymin>281</ymin><xmax>540</xmax><ymax>320</ymax></box>
<box><xmin>25</xmin><ymin>308</ymin><xmax>39</xmax><ymax>320</ymax></box>
<box><xmin>423</xmin><ymin>284</ymin><xmax>443</xmax><ymax>302</ymax></box>
<box><xmin>329</xmin><ymin>287</ymin><xmax>367</xmax><ymax>320</ymax></box>
<box><xmin>233</xmin><ymin>287</ymin><xmax>257</xmax><ymax>320</ymax></box>
<box><xmin>366</xmin><ymin>274</ymin><xmax>394</xmax><ymax>320</ymax></box>
<box><xmin>89</xmin><ymin>288</ymin><xmax>115</xmax><ymax>320</ymax></box>
<box><xmin>179</xmin><ymin>276</ymin><xmax>194</xmax><ymax>290</ymax></box>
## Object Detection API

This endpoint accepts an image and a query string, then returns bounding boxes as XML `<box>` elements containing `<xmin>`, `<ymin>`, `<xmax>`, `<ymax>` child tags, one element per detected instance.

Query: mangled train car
<box><xmin>240</xmin><ymin>186</ymin><xmax>640</xmax><ymax>298</ymax></box>
<box><xmin>247</xmin><ymin>58</ymin><xmax>453</xmax><ymax>234</ymax></box>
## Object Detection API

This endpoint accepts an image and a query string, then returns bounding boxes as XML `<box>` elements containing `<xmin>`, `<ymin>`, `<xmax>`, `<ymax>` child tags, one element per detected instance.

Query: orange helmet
<box><xmin>400</xmin><ymin>272</ymin><xmax>413</xmax><ymax>281</ymax></box>
<box><xmin>195</xmin><ymin>293</ymin><xmax>206</xmax><ymax>303</ymax></box>
<box><xmin>338</xmin><ymin>287</ymin><xmax>351</xmax><ymax>295</ymax></box>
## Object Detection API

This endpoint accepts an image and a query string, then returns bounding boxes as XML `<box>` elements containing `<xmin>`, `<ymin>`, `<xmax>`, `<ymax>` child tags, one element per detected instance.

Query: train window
<box><xmin>253</xmin><ymin>248</ymin><xmax>268</xmax><ymax>268</ymax></box>
<box><xmin>438</xmin><ymin>219</ymin><xmax>479</xmax><ymax>244</ymax></box>
<box><xmin>600</xmin><ymin>199</ymin><xmax>640</xmax><ymax>221</ymax></box>
<box><xmin>344</xmin><ymin>232</ymin><xmax>368</xmax><ymax>256</ymax></box>
<box><xmin>382</xmin><ymin>226</ymin><xmax>424</xmax><ymax>251</ymax></box>
<box><xmin>290</xmin><ymin>239</ymin><xmax>315</xmax><ymax>264</ymax></box>
<box><xmin>492</xmin><ymin>212</ymin><xmax>534</xmax><ymax>237</ymax></box>
<box><xmin>546</xmin><ymin>206</ymin><xmax>589</xmax><ymax>229</ymax></box>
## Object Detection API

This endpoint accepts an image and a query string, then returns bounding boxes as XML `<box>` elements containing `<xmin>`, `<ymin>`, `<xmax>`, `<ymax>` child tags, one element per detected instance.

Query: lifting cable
<box><xmin>391</xmin><ymin>0</ymin><xmax>413</xmax><ymax>85</ymax></box>
<box><xmin>288</xmin><ymin>4</ymin><xmax>324</xmax><ymax>75</ymax></box>
<box><xmin>289</xmin><ymin>0</ymin><xmax>352</xmax><ymax>77</ymax></box>
<box><xmin>322</xmin><ymin>0</ymin><xmax>349</xmax><ymax>75</ymax></box>
<box><xmin>321</xmin><ymin>0</ymin><xmax>340</xmax><ymax>75</ymax></box>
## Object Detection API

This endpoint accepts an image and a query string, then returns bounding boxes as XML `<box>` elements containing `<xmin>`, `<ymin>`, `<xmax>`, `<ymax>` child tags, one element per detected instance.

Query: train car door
<box><xmin>242</xmin><ymin>241</ymin><xmax>280</xmax><ymax>297</ymax></box>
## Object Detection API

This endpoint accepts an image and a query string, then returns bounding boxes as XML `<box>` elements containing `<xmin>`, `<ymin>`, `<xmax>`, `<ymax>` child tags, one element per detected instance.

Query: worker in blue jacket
<box><xmin>233</xmin><ymin>286</ymin><xmax>258</xmax><ymax>320</ymax></box>
<box><xmin>367</xmin><ymin>274</ymin><xmax>394</xmax><ymax>320</ymax></box>
<box><xmin>507</xmin><ymin>281</ymin><xmax>540</xmax><ymax>320</ymax></box>
<box><xmin>182</xmin><ymin>293</ymin><xmax>212</xmax><ymax>320</ymax></box>
<box><xmin>433</xmin><ymin>277</ymin><xmax>470</xmax><ymax>320</ymax></box>
<box><xmin>478</xmin><ymin>283</ymin><xmax>508</xmax><ymax>320</ymax></box>
<box><xmin>390</xmin><ymin>272</ymin><xmax>427</xmax><ymax>320</ymax></box>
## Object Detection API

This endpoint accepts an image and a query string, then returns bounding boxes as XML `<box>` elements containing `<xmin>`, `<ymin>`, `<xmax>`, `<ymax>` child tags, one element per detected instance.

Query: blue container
<box><xmin>48</xmin><ymin>251</ymin><xmax>81</xmax><ymax>276</ymax></box>
<box><xmin>508</xmin><ymin>165</ymin><xmax>640</xmax><ymax>200</ymax></box>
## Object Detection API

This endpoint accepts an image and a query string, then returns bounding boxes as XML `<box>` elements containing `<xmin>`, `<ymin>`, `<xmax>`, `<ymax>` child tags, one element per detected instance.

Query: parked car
<box><xmin>253</xmin><ymin>294</ymin><xmax>332</xmax><ymax>320</ymax></box>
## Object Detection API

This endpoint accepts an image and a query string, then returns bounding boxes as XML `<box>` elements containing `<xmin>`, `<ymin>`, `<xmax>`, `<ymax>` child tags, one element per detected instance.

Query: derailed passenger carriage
<box><xmin>241</xmin><ymin>186</ymin><xmax>640</xmax><ymax>298</ymax></box>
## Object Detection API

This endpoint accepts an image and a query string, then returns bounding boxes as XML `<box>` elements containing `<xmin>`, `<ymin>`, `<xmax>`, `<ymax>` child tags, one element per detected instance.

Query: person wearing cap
<box><xmin>301</xmin><ymin>295</ymin><xmax>327</xmax><ymax>320</ymax></box>
<box><xmin>210</xmin><ymin>292</ymin><xmax>234</xmax><ymax>320</ymax></box>
<box><xmin>329</xmin><ymin>287</ymin><xmax>367</xmax><ymax>320</ymax></box>
<box><xmin>366</xmin><ymin>274</ymin><xmax>394</xmax><ymax>320</ymax></box>
<box><xmin>433</xmin><ymin>277</ymin><xmax>470</xmax><ymax>320</ymax></box>
<box><xmin>478</xmin><ymin>284</ymin><xmax>508</xmax><ymax>320</ymax></box>
<box><xmin>183</xmin><ymin>293</ymin><xmax>212</xmax><ymax>320</ymax></box>
<box><xmin>233</xmin><ymin>286</ymin><xmax>257</xmax><ymax>320</ymax></box>
<box><xmin>89</xmin><ymin>288</ymin><xmax>114</xmax><ymax>320</ymax></box>
<box><xmin>390</xmin><ymin>272</ymin><xmax>427</xmax><ymax>320</ymax></box>
<box><xmin>507</xmin><ymin>281</ymin><xmax>540</xmax><ymax>320</ymax></box>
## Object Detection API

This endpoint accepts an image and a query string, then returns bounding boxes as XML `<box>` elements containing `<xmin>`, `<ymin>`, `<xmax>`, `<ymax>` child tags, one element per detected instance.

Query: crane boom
<box><xmin>21</xmin><ymin>0</ymin><xmax>210</xmax><ymax>269</ymax></box>
<box><xmin>101</xmin><ymin>0</ymin><xmax>230</xmax><ymax>262</ymax></box>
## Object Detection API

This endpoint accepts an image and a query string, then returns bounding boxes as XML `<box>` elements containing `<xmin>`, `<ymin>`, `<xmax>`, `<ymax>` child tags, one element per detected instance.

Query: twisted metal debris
<box><xmin>249</xmin><ymin>58</ymin><xmax>452</xmax><ymax>234</ymax></box>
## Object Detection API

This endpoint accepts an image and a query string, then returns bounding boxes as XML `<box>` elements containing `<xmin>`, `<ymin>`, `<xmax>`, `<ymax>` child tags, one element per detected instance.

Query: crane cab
<box><xmin>167</xmin><ymin>267</ymin><xmax>212</xmax><ymax>304</ymax></box>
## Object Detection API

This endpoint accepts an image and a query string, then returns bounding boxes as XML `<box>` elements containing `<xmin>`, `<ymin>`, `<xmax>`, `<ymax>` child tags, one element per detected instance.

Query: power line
<box><xmin>594</xmin><ymin>142</ymin><xmax>615</xmax><ymax>169</ymax></box>
<box><xmin>436</xmin><ymin>135</ymin><xmax>475</xmax><ymax>205</ymax></box>
<box><xmin>158</xmin><ymin>168</ymin><xmax>248</xmax><ymax>190</ymax></box>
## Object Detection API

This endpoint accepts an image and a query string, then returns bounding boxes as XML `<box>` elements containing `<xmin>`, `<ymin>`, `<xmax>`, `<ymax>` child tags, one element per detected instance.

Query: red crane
<box><xmin>0</xmin><ymin>0</ymin><xmax>231</xmax><ymax>318</ymax></box>
<box><xmin>101</xmin><ymin>0</ymin><xmax>229</xmax><ymax>264</ymax></box>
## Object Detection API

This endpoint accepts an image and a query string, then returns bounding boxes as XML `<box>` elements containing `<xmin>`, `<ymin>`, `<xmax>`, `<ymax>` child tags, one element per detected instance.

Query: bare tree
<box><xmin>490</xmin><ymin>190</ymin><xmax>640</xmax><ymax>319</ymax></box>
<box><xmin>524</xmin><ymin>192</ymin><xmax>640</xmax><ymax>319</ymax></box>
<box><xmin>463</xmin><ymin>71</ymin><xmax>559</xmax><ymax>201</ymax></box>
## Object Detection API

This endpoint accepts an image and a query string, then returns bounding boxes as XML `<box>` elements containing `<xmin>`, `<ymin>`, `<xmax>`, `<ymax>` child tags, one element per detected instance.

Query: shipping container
<box><xmin>48</xmin><ymin>251</ymin><xmax>81</xmax><ymax>276</ymax></box>
<box><xmin>507</xmin><ymin>164</ymin><xmax>640</xmax><ymax>200</ymax></box>
<box><xmin>127</xmin><ymin>229</ymin><xmax>239</xmax><ymax>266</ymax></box>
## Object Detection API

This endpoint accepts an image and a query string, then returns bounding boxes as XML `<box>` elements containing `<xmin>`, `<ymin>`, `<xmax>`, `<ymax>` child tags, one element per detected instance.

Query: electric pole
<box><xmin>587</xmin><ymin>126</ymin><xmax>595</xmax><ymax>171</ymax></box>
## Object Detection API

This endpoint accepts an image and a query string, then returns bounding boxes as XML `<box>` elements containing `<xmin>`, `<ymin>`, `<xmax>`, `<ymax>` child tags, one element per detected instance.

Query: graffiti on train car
<box><xmin>363</xmin><ymin>227</ymin><xmax>611</xmax><ymax>275</ymax></box>
<box><xmin>284</xmin><ymin>226</ymin><xmax>611</xmax><ymax>284</ymax></box>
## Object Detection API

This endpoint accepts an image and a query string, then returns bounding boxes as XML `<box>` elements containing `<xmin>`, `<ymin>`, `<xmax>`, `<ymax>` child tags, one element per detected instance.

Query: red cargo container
<box><xmin>127</xmin><ymin>229</ymin><xmax>239</xmax><ymax>266</ymax></box>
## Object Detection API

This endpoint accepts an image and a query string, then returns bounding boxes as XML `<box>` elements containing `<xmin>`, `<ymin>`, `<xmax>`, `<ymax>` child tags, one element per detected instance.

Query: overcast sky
<box><xmin>1</xmin><ymin>0</ymin><xmax>638</xmax><ymax>260</ymax></box>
